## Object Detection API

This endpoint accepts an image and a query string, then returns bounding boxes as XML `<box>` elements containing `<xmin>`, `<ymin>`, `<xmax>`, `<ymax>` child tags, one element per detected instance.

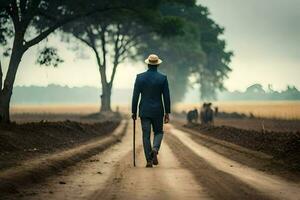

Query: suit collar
<box><xmin>147</xmin><ymin>67</ymin><xmax>158</xmax><ymax>72</ymax></box>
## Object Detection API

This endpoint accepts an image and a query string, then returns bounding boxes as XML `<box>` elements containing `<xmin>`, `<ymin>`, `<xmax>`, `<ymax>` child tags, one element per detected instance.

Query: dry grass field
<box><xmin>11</xmin><ymin>104</ymin><xmax>131</xmax><ymax>114</ymax></box>
<box><xmin>10</xmin><ymin>104</ymin><xmax>130</xmax><ymax>123</ymax></box>
<box><xmin>11</xmin><ymin>101</ymin><xmax>300</xmax><ymax>120</ymax></box>
<box><xmin>11</xmin><ymin>104</ymin><xmax>98</xmax><ymax>114</ymax></box>
<box><xmin>174</xmin><ymin>101</ymin><xmax>300</xmax><ymax>120</ymax></box>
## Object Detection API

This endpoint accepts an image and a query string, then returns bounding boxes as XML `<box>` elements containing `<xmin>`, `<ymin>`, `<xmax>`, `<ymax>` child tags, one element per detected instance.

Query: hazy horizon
<box><xmin>10</xmin><ymin>84</ymin><xmax>300</xmax><ymax>106</ymax></box>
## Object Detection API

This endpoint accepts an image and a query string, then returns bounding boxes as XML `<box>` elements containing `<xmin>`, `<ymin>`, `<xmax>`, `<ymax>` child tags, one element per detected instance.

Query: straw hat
<box><xmin>144</xmin><ymin>54</ymin><xmax>162</xmax><ymax>65</ymax></box>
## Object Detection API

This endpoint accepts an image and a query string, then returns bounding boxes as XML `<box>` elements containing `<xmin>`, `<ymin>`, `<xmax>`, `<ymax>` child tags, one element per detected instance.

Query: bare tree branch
<box><xmin>118</xmin><ymin>55</ymin><xmax>127</xmax><ymax>64</ymax></box>
<box><xmin>121</xmin><ymin>30</ymin><xmax>146</xmax><ymax>50</ymax></box>
<box><xmin>109</xmin><ymin>25</ymin><xmax>122</xmax><ymax>86</ymax></box>
<box><xmin>92</xmin><ymin>45</ymin><xmax>102</xmax><ymax>71</ymax></box>
<box><xmin>23</xmin><ymin>24</ymin><xmax>58</xmax><ymax>49</ymax></box>
<box><xmin>73</xmin><ymin>34</ymin><xmax>102</xmax><ymax>69</ymax></box>
<box><xmin>108</xmin><ymin>24</ymin><xmax>144</xmax><ymax>87</ymax></box>
<box><xmin>73</xmin><ymin>34</ymin><xmax>93</xmax><ymax>48</ymax></box>
<box><xmin>119</xmin><ymin>39</ymin><xmax>138</xmax><ymax>57</ymax></box>
<box><xmin>100</xmin><ymin>24</ymin><xmax>107</xmax><ymax>73</ymax></box>
<box><xmin>24</xmin><ymin>6</ymin><xmax>126</xmax><ymax>50</ymax></box>
<box><xmin>72</xmin><ymin>25</ymin><xmax>111</xmax><ymax>89</ymax></box>
<box><xmin>86</xmin><ymin>26</ymin><xmax>97</xmax><ymax>50</ymax></box>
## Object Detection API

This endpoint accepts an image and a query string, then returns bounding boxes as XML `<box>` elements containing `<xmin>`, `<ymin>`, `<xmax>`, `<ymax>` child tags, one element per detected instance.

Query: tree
<box><xmin>162</xmin><ymin>3</ymin><xmax>232</xmax><ymax>100</ymax></box>
<box><xmin>138</xmin><ymin>3</ymin><xmax>232</xmax><ymax>103</ymax></box>
<box><xmin>0</xmin><ymin>0</ymin><xmax>167</xmax><ymax>122</ymax></box>
<box><xmin>0</xmin><ymin>0</ymin><xmax>112</xmax><ymax>122</ymax></box>
<box><xmin>136</xmin><ymin>3</ymin><xmax>203</xmax><ymax>103</ymax></box>
<box><xmin>194</xmin><ymin>6</ymin><xmax>233</xmax><ymax>100</ymax></box>
<box><xmin>138</xmin><ymin>29</ymin><xmax>204</xmax><ymax>103</ymax></box>
<box><xmin>282</xmin><ymin>85</ymin><xmax>300</xmax><ymax>100</ymax></box>
<box><xmin>63</xmin><ymin>4</ymin><xmax>186</xmax><ymax>112</ymax></box>
<box><xmin>246</xmin><ymin>84</ymin><xmax>265</xmax><ymax>94</ymax></box>
<box><xmin>66</xmin><ymin>17</ymin><xmax>143</xmax><ymax>111</ymax></box>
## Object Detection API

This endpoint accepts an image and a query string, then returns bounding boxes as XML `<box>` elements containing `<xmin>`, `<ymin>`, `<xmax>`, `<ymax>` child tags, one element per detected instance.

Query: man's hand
<box><xmin>132</xmin><ymin>113</ymin><xmax>137</xmax><ymax>120</ymax></box>
<box><xmin>164</xmin><ymin>113</ymin><xmax>170</xmax><ymax>124</ymax></box>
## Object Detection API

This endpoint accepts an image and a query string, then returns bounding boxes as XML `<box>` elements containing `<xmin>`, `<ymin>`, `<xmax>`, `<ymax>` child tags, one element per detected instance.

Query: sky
<box><xmin>1</xmin><ymin>0</ymin><xmax>300</xmax><ymax>92</ymax></box>
<box><xmin>198</xmin><ymin>0</ymin><xmax>300</xmax><ymax>91</ymax></box>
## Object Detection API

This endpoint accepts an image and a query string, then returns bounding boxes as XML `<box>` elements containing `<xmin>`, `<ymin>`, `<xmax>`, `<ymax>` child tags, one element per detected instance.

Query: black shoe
<box><xmin>152</xmin><ymin>149</ymin><xmax>158</xmax><ymax>165</ymax></box>
<box><xmin>146</xmin><ymin>161</ymin><xmax>153</xmax><ymax>168</ymax></box>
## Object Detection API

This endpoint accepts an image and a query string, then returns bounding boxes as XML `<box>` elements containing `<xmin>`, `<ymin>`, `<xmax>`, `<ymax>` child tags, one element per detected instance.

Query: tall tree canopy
<box><xmin>138</xmin><ymin>3</ymin><xmax>233</xmax><ymax>103</ymax></box>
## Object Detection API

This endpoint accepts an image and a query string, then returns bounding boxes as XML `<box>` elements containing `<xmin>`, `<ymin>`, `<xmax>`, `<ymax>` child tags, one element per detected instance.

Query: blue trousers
<box><xmin>140</xmin><ymin>117</ymin><xmax>164</xmax><ymax>162</ymax></box>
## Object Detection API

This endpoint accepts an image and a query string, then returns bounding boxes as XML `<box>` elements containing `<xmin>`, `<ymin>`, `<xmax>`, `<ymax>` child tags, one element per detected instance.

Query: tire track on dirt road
<box><xmin>90</xmin><ymin>123</ymin><xmax>211</xmax><ymax>200</ymax></box>
<box><xmin>165</xmin><ymin>131</ymin><xmax>271</xmax><ymax>200</ymax></box>
<box><xmin>167</xmin><ymin>125</ymin><xmax>300</xmax><ymax>200</ymax></box>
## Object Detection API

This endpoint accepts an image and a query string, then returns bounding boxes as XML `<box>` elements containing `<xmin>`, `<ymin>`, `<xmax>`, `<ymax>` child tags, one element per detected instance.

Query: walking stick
<box><xmin>133</xmin><ymin>119</ymin><xmax>136</xmax><ymax>167</ymax></box>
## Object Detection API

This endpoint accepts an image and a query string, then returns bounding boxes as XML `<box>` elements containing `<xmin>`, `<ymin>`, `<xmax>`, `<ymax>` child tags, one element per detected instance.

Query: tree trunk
<box><xmin>0</xmin><ymin>37</ymin><xmax>24</xmax><ymax>124</ymax></box>
<box><xmin>100</xmin><ymin>83</ymin><xmax>112</xmax><ymax>112</ymax></box>
<box><xmin>0</xmin><ymin>60</ymin><xmax>3</xmax><ymax>91</ymax></box>
<box><xmin>0</xmin><ymin>92</ymin><xmax>11</xmax><ymax>123</ymax></box>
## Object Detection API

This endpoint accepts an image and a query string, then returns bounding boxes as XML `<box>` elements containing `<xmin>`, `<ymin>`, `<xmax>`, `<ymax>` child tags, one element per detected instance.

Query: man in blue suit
<box><xmin>131</xmin><ymin>54</ymin><xmax>171</xmax><ymax>168</ymax></box>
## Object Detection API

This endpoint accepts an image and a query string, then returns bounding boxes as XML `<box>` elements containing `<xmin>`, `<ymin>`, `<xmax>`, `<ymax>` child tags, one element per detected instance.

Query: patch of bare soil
<box><xmin>11</xmin><ymin>111</ymin><xmax>122</xmax><ymax>123</ymax></box>
<box><xmin>214</xmin><ymin>117</ymin><xmax>300</xmax><ymax>133</ymax></box>
<box><xmin>183</xmin><ymin>123</ymin><xmax>300</xmax><ymax>171</ymax></box>
<box><xmin>165</xmin><ymin>133</ymin><xmax>271</xmax><ymax>200</ymax></box>
<box><xmin>0</xmin><ymin>120</ymin><xmax>120</xmax><ymax>171</ymax></box>
<box><xmin>174</xmin><ymin>111</ymin><xmax>300</xmax><ymax>132</ymax></box>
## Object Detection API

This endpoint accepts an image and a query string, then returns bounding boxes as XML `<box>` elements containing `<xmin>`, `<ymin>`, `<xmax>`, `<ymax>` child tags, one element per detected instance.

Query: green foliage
<box><xmin>0</xmin><ymin>12</ymin><xmax>12</xmax><ymax>45</ymax></box>
<box><xmin>157</xmin><ymin>16</ymin><xmax>184</xmax><ymax>37</ymax></box>
<box><xmin>188</xmin><ymin>5</ymin><xmax>233</xmax><ymax>100</ymax></box>
<box><xmin>138</xmin><ymin>3</ymin><xmax>232</xmax><ymax>102</ymax></box>
<box><xmin>137</xmin><ymin>26</ymin><xmax>204</xmax><ymax>102</ymax></box>
<box><xmin>159</xmin><ymin>3</ymin><xmax>233</xmax><ymax>100</ymax></box>
<box><xmin>1</xmin><ymin>0</ymin><xmax>166</xmax><ymax>59</ymax></box>
<box><xmin>61</xmin><ymin>0</ymin><xmax>187</xmax><ymax>83</ymax></box>
<box><xmin>0</xmin><ymin>10</ymin><xmax>13</xmax><ymax>57</ymax></box>
<box><xmin>36</xmin><ymin>47</ymin><xmax>63</xmax><ymax>67</ymax></box>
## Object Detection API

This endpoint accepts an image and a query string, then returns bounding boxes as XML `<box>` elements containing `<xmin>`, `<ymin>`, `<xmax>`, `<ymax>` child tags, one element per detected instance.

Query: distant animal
<box><xmin>200</xmin><ymin>103</ymin><xmax>214</xmax><ymax>124</ymax></box>
<box><xmin>187</xmin><ymin>109</ymin><xmax>198</xmax><ymax>123</ymax></box>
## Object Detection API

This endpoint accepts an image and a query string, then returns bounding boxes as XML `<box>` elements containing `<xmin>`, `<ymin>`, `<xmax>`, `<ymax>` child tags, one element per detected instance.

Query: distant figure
<box><xmin>200</xmin><ymin>103</ymin><xmax>207</xmax><ymax>124</ymax></box>
<box><xmin>214</xmin><ymin>106</ymin><xmax>219</xmax><ymax>117</ymax></box>
<box><xmin>131</xmin><ymin>54</ymin><xmax>171</xmax><ymax>168</ymax></box>
<box><xmin>200</xmin><ymin>103</ymin><xmax>214</xmax><ymax>124</ymax></box>
<box><xmin>187</xmin><ymin>109</ymin><xmax>198</xmax><ymax>123</ymax></box>
<box><xmin>206</xmin><ymin>103</ymin><xmax>214</xmax><ymax>123</ymax></box>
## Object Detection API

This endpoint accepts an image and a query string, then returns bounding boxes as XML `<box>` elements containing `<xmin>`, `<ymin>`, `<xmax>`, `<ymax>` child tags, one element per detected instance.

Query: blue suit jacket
<box><xmin>131</xmin><ymin>67</ymin><xmax>171</xmax><ymax>118</ymax></box>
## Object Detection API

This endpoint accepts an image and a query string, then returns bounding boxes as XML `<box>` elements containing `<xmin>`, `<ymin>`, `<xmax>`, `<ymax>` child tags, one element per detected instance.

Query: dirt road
<box><xmin>6</xmin><ymin>121</ymin><xmax>300</xmax><ymax>200</ymax></box>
